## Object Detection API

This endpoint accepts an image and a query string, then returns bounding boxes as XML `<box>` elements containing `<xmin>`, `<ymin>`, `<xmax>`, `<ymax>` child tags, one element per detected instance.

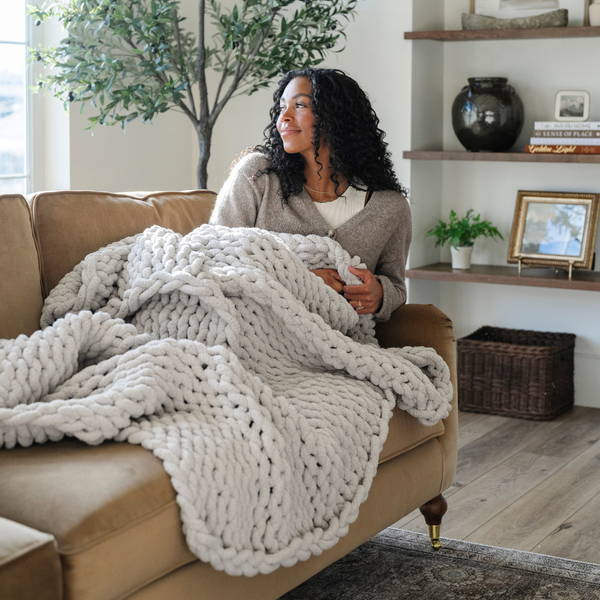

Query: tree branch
<box><xmin>208</xmin><ymin>49</ymin><xmax>253</xmax><ymax>127</ymax></box>
<box><xmin>173</xmin><ymin>8</ymin><xmax>197</xmax><ymax>120</ymax></box>
<box><xmin>211</xmin><ymin>53</ymin><xmax>231</xmax><ymax>114</ymax></box>
<box><xmin>178</xmin><ymin>99</ymin><xmax>200</xmax><ymax>127</ymax></box>
<box><xmin>196</xmin><ymin>0</ymin><xmax>210</xmax><ymax>128</ymax></box>
<box><xmin>209</xmin><ymin>15</ymin><xmax>274</xmax><ymax>128</ymax></box>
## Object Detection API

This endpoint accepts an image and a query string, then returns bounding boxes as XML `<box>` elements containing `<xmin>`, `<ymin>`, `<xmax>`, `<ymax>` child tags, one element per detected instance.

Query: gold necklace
<box><xmin>303</xmin><ymin>179</ymin><xmax>348</xmax><ymax>194</ymax></box>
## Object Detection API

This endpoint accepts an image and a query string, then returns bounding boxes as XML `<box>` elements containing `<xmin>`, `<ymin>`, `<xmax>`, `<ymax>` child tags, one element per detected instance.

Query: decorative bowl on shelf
<box><xmin>452</xmin><ymin>77</ymin><xmax>524</xmax><ymax>152</ymax></box>
<box><xmin>461</xmin><ymin>9</ymin><xmax>568</xmax><ymax>30</ymax></box>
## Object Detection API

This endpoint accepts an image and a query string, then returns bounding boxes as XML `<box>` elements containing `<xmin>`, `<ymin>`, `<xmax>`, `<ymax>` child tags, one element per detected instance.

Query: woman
<box><xmin>210</xmin><ymin>68</ymin><xmax>411</xmax><ymax>322</ymax></box>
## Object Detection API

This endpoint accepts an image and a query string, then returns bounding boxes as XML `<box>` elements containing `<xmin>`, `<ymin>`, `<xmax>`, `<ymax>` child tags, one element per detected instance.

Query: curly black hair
<box><xmin>254</xmin><ymin>67</ymin><xmax>408</xmax><ymax>203</ymax></box>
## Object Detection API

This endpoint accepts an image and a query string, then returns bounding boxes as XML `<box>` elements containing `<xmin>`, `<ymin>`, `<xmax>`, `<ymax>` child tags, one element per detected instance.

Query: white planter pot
<box><xmin>590</xmin><ymin>1</ymin><xmax>600</xmax><ymax>26</ymax></box>
<box><xmin>451</xmin><ymin>246</ymin><xmax>473</xmax><ymax>269</ymax></box>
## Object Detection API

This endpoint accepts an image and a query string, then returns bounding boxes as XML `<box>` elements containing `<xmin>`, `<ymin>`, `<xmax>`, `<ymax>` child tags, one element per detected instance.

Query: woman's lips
<box><xmin>280</xmin><ymin>129</ymin><xmax>300</xmax><ymax>136</ymax></box>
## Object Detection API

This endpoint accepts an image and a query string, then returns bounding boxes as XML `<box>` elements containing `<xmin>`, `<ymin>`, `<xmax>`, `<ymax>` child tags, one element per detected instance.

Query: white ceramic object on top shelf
<box><xmin>590</xmin><ymin>0</ymin><xmax>600</xmax><ymax>26</ymax></box>
<box><xmin>451</xmin><ymin>246</ymin><xmax>473</xmax><ymax>270</ymax></box>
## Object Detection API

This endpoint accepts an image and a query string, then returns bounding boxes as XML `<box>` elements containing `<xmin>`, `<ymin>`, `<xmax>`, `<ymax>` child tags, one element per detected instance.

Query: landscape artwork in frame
<box><xmin>554</xmin><ymin>90</ymin><xmax>590</xmax><ymax>122</ymax></box>
<box><xmin>507</xmin><ymin>191</ymin><xmax>600</xmax><ymax>270</ymax></box>
<box><xmin>473</xmin><ymin>0</ymin><xmax>586</xmax><ymax>25</ymax></box>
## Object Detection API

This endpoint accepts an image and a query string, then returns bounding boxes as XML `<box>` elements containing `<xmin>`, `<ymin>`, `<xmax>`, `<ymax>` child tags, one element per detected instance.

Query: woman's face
<box><xmin>276</xmin><ymin>77</ymin><xmax>316</xmax><ymax>158</ymax></box>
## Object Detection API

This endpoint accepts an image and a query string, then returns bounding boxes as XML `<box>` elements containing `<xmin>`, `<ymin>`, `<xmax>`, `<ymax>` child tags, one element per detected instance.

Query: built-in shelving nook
<box><xmin>403</xmin><ymin>1</ymin><xmax>600</xmax><ymax>407</ymax></box>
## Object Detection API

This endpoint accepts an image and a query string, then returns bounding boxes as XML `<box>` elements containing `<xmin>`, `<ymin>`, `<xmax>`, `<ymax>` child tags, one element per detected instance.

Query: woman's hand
<box><xmin>310</xmin><ymin>269</ymin><xmax>344</xmax><ymax>294</ymax></box>
<box><xmin>343</xmin><ymin>266</ymin><xmax>383</xmax><ymax>314</ymax></box>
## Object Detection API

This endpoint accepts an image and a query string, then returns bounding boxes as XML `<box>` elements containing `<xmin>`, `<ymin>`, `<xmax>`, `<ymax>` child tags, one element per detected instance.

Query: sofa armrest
<box><xmin>375</xmin><ymin>304</ymin><xmax>458</xmax><ymax>492</ymax></box>
<box><xmin>0</xmin><ymin>517</ymin><xmax>63</xmax><ymax>600</ymax></box>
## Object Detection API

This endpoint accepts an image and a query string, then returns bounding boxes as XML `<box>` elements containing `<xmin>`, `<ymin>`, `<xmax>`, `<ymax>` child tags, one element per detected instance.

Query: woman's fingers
<box><xmin>346</xmin><ymin>290</ymin><xmax>374</xmax><ymax>311</ymax></box>
<box><xmin>348</xmin><ymin>266</ymin><xmax>370</xmax><ymax>282</ymax></box>
<box><xmin>308</xmin><ymin>267</ymin><xmax>381</xmax><ymax>311</ymax></box>
<box><xmin>310</xmin><ymin>269</ymin><xmax>344</xmax><ymax>294</ymax></box>
<box><xmin>345</xmin><ymin>290</ymin><xmax>370</xmax><ymax>300</ymax></box>
<box><xmin>353</xmin><ymin>299</ymin><xmax>368</xmax><ymax>312</ymax></box>
<box><xmin>344</xmin><ymin>267</ymin><xmax>383</xmax><ymax>313</ymax></box>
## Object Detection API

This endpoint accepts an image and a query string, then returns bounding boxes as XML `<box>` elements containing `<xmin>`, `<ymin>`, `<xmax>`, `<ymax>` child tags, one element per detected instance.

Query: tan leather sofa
<box><xmin>0</xmin><ymin>190</ymin><xmax>458</xmax><ymax>600</ymax></box>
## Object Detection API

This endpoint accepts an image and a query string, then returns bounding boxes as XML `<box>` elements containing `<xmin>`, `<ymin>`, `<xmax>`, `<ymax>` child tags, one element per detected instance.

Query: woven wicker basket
<box><xmin>457</xmin><ymin>326</ymin><xmax>575</xmax><ymax>420</ymax></box>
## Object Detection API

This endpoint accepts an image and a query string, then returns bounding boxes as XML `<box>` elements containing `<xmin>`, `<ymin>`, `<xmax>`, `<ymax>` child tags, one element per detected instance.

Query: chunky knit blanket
<box><xmin>0</xmin><ymin>225</ymin><xmax>452</xmax><ymax>576</ymax></box>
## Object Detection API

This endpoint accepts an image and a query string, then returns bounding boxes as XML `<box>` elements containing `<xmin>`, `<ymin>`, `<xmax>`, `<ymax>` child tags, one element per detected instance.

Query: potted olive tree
<box><xmin>29</xmin><ymin>0</ymin><xmax>358</xmax><ymax>188</ymax></box>
<box><xmin>426</xmin><ymin>209</ymin><xmax>504</xmax><ymax>269</ymax></box>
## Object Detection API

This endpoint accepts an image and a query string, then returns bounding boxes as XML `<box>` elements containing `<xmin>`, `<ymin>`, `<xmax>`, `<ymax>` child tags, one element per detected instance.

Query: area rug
<box><xmin>279</xmin><ymin>528</ymin><xmax>600</xmax><ymax>599</ymax></box>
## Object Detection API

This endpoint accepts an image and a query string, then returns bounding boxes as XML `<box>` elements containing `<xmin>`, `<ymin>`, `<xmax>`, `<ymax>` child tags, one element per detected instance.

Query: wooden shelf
<box><xmin>405</xmin><ymin>26</ymin><xmax>600</xmax><ymax>41</ymax></box>
<box><xmin>403</xmin><ymin>150</ymin><xmax>600</xmax><ymax>163</ymax></box>
<box><xmin>407</xmin><ymin>263</ymin><xmax>600</xmax><ymax>292</ymax></box>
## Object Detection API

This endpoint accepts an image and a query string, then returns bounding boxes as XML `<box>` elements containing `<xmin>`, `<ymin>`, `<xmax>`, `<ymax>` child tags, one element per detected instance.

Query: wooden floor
<box><xmin>391</xmin><ymin>406</ymin><xmax>600</xmax><ymax>564</ymax></box>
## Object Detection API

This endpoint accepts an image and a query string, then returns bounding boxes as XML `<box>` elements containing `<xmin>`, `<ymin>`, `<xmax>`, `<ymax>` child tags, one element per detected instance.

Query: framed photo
<box><xmin>554</xmin><ymin>90</ymin><xmax>590</xmax><ymax>122</ymax></box>
<box><xmin>507</xmin><ymin>190</ymin><xmax>600</xmax><ymax>270</ymax></box>
<box><xmin>472</xmin><ymin>0</ymin><xmax>587</xmax><ymax>25</ymax></box>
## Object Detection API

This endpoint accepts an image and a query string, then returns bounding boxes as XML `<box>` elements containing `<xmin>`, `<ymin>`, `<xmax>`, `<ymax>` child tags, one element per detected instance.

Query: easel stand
<box><xmin>517</xmin><ymin>258</ymin><xmax>576</xmax><ymax>280</ymax></box>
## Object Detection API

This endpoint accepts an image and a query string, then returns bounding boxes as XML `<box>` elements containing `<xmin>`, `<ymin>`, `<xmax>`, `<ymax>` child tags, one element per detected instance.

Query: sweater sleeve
<box><xmin>209</xmin><ymin>153</ymin><xmax>268</xmax><ymax>227</ymax></box>
<box><xmin>372</xmin><ymin>198</ymin><xmax>412</xmax><ymax>323</ymax></box>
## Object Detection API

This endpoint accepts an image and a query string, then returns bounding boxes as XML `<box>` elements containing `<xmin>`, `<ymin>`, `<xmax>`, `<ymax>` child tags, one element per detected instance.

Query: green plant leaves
<box><xmin>425</xmin><ymin>209</ymin><xmax>504</xmax><ymax>250</ymax></box>
<box><xmin>207</xmin><ymin>0</ymin><xmax>357</xmax><ymax>95</ymax></box>
<box><xmin>29</xmin><ymin>0</ymin><xmax>199</xmax><ymax>129</ymax></box>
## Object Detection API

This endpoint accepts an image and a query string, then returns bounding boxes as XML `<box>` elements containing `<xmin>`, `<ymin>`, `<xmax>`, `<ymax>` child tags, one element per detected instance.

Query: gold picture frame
<box><xmin>507</xmin><ymin>190</ymin><xmax>600</xmax><ymax>274</ymax></box>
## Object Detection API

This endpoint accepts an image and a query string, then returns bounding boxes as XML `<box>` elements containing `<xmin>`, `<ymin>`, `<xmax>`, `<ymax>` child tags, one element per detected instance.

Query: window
<box><xmin>0</xmin><ymin>0</ymin><xmax>28</xmax><ymax>195</ymax></box>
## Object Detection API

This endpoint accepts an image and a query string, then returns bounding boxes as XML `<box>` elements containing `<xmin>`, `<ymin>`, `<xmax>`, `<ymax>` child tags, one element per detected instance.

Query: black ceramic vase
<box><xmin>452</xmin><ymin>77</ymin><xmax>524</xmax><ymax>152</ymax></box>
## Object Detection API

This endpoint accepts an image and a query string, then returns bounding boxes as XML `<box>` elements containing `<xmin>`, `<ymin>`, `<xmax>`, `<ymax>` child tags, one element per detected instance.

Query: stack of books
<box><xmin>526</xmin><ymin>122</ymin><xmax>600</xmax><ymax>155</ymax></box>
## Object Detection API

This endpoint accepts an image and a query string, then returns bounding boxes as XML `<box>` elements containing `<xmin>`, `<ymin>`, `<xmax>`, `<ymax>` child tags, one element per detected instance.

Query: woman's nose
<box><xmin>280</xmin><ymin>106</ymin><xmax>291</xmax><ymax>121</ymax></box>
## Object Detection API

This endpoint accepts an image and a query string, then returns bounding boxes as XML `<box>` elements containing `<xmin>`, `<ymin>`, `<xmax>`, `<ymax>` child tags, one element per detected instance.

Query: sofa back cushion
<box><xmin>0</xmin><ymin>195</ymin><xmax>44</xmax><ymax>339</ymax></box>
<box><xmin>29</xmin><ymin>190</ymin><xmax>217</xmax><ymax>297</ymax></box>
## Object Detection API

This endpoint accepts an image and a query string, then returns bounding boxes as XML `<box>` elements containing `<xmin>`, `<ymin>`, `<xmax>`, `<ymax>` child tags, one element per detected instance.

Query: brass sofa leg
<box><xmin>419</xmin><ymin>494</ymin><xmax>448</xmax><ymax>551</ymax></box>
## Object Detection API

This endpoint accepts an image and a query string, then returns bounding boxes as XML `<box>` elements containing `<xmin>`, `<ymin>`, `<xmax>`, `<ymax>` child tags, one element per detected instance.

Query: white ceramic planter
<box><xmin>451</xmin><ymin>246</ymin><xmax>473</xmax><ymax>269</ymax></box>
<box><xmin>590</xmin><ymin>0</ymin><xmax>600</xmax><ymax>26</ymax></box>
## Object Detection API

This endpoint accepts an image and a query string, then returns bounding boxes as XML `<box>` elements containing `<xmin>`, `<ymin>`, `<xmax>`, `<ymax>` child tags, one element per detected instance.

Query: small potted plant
<box><xmin>426</xmin><ymin>209</ymin><xmax>504</xmax><ymax>269</ymax></box>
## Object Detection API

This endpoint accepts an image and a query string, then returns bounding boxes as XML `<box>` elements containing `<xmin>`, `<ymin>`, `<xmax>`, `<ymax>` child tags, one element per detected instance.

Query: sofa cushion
<box><xmin>0</xmin><ymin>517</ymin><xmax>62</xmax><ymax>600</ymax></box>
<box><xmin>0</xmin><ymin>440</ymin><xmax>196</xmax><ymax>600</ymax></box>
<box><xmin>28</xmin><ymin>190</ymin><xmax>217</xmax><ymax>297</ymax></box>
<box><xmin>379</xmin><ymin>407</ymin><xmax>444</xmax><ymax>463</ymax></box>
<box><xmin>0</xmin><ymin>195</ymin><xmax>44</xmax><ymax>339</ymax></box>
<box><xmin>0</xmin><ymin>408</ymin><xmax>443</xmax><ymax>600</ymax></box>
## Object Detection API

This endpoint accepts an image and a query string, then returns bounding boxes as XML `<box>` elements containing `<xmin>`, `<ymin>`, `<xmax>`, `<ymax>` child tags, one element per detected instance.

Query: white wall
<box><xmin>31</xmin><ymin>12</ymin><xmax>70</xmax><ymax>191</ymax></box>
<box><xmin>69</xmin><ymin>106</ymin><xmax>193</xmax><ymax>192</ymax></box>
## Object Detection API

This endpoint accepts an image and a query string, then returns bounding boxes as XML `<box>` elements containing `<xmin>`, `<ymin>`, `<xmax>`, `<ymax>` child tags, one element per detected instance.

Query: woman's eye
<box><xmin>278</xmin><ymin>102</ymin><xmax>309</xmax><ymax>110</ymax></box>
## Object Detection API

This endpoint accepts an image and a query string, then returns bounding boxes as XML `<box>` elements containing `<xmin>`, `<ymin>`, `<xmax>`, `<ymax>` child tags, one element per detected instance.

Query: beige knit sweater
<box><xmin>209</xmin><ymin>152</ymin><xmax>412</xmax><ymax>322</ymax></box>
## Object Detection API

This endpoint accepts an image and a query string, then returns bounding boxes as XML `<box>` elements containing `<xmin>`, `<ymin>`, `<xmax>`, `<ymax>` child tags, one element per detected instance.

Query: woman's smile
<box><xmin>280</xmin><ymin>128</ymin><xmax>301</xmax><ymax>136</ymax></box>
